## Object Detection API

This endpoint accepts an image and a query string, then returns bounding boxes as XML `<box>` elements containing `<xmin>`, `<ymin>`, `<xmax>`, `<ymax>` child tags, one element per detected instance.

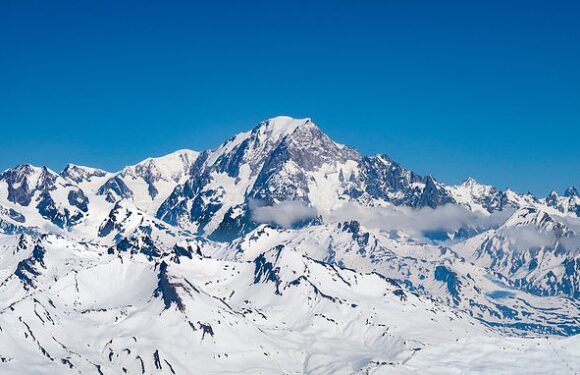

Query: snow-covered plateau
<box><xmin>1</xmin><ymin>116</ymin><xmax>579</xmax><ymax>374</ymax></box>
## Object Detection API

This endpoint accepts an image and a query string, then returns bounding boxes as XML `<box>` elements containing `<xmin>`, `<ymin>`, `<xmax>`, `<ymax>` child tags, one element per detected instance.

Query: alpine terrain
<box><xmin>1</xmin><ymin>116</ymin><xmax>579</xmax><ymax>374</ymax></box>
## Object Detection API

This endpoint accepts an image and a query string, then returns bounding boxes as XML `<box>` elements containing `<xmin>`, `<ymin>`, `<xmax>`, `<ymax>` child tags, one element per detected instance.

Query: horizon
<box><xmin>2</xmin><ymin>1</ymin><xmax>579</xmax><ymax>195</ymax></box>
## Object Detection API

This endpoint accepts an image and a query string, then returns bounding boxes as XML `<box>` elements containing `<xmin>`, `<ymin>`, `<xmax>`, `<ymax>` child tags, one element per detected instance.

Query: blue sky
<box><xmin>1</xmin><ymin>0</ymin><xmax>579</xmax><ymax>195</ymax></box>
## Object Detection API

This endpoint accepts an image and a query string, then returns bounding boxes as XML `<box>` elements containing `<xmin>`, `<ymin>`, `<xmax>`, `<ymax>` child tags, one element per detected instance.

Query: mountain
<box><xmin>155</xmin><ymin>117</ymin><xmax>492</xmax><ymax>240</ymax></box>
<box><xmin>1</xmin><ymin>231</ymin><xmax>579</xmax><ymax>374</ymax></box>
<box><xmin>220</xmin><ymin>221</ymin><xmax>580</xmax><ymax>336</ymax></box>
<box><xmin>445</xmin><ymin>177</ymin><xmax>538</xmax><ymax>214</ymax></box>
<box><xmin>0</xmin><ymin>164</ymin><xmax>90</xmax><ymax>230</ymax></box>
<box><xmin>96</xmin><ymin>149</ymin><xmax>199</xmax><ymax>213</ymax></box>
<box><xmin>156</xmin><ymin>116</ymin><xmax>364</xmax><ymax>238</ymax></box>
<box><xmin>455</xmin><ymin>206</ymin><xmax>580</xmax><ymax>300</ymax></box>
<box><xmin>1</xmin><ymin>116</ymin><xmax>579</xmax><ymax>373</ymax></box>
<box><xmin>3</xmin><ymin>117</ymin><xmax>561</xmax><ymax>240</ymax></box>
<box><xmin>545</xmin><ymin>187</ymin><xmax>580</xmax><ymax>216</ymax></box>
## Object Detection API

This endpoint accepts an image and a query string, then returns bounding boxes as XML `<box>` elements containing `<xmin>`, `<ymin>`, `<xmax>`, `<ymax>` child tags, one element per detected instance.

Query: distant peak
<box><xmin>503</xmin><ymin>206</ymin><xmax>550</xmax><ymax>228</ymax></box>
<box><xmin>564</xmin><ymin>186</ymin><xmax>578</xmax><ymax>197</ymax></box>
<box><xmin>124</xmin><ymin>148</ymin><xmax>200</xmax><ymax>182</ymax></box>
<box><xmin>62</xmin><ymin>163</ymin><xmax>106</xmax><ymax>173</ymax></box>
<box><xmin>135</xmin><ymin>149</ymin><xmax>199</xmax><ymax>167</ymax></box>
<box><xmin>461</xmin><ymin>177</ymin><xmax>478</xmax><ymax>186</ymax></box>
<box><xmin>172</xmin><ymin>149</ymin><xmax>199</xmax><ymax>156</ymax></box>
<box><xmin>4</xmin><ymin>163</ymin><xmax>55</xmax><ymax>176</ymax></box>
<box><xmin>460</xmin><ymin>177</ymin><xmax>494</xmax><ymax>189</ymax></box>
<box><xmin>11</xmin><ymin>163</ymin><xmax>38</xmax><ymax>171</ymax></box>
<box><xmin>375</xmin><ymin>154</ymin><xmax>394</xmax><ymax>165</ymax></box>
<box><xmin>61</xmin><ymin>163</ymin><xmax>107</xmax><ymax>182</ymax></box>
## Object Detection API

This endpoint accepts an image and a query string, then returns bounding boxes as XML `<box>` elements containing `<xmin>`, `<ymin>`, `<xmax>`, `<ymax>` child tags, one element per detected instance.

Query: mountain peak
<box><xmin>123</xmin><ymin>149</ymin><xmax>200</xmax><ymax>183</ymax></box>
<box><xmin>461</xmin><ymin>177</ymin><xmax>478</xmax><ymax>187</ymax></box>
<box><xmin>206</xmin><ymin>117</ymin><xmax>314</xmax><ymax>166</ymax></box>
<box><xmin>457</xmin><ymin>176</ymin><xmax>494</xmax><ymax>197</ymax></box>
<box><xmin>503</xmin><ymin>206</ymin><xmax>547</xmax><ymax>227</ymax></box>
<box><xmin>135</xmin><ymin>149</ymin><xmax>199</xmax><ymax>166</ymax></box>
<box><xmin>1</xmin><ymin>163</ymin><xmax>58</xmax><ymax>183</ymax></box>
<box><xmin>264</xmin><ymin>115</ymin><xmax>312</xmax><ymax>126</ymax></box>
<box><xmin>4</xmin><ymin>163</ymin><xmax>45</xmax><ymax>174</ymax></box>
<box><xmin>61</xmin><ymin>164</ymin><xmax>108</xmax><ymax>183</ymax></box>
<box><xmin>62</xmin><ymin>163</ymin><xmax>104</xmax><ymax>171</ymax></box>
<box><xmin>564</xmin><ymin>186</ymin><xmax>579</xmax><ymax>198</ymax></box>
<box><xmin>255</xmin><ymin>116</ymin><xmax>315</xmax><ymax>141</ymax></box>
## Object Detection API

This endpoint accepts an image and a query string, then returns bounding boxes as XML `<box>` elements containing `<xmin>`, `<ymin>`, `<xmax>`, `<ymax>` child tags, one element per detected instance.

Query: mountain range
<box><xmin>1</xmin><ymin>116</ymin><xmax>579</xmax><ymax>374</ymax></box>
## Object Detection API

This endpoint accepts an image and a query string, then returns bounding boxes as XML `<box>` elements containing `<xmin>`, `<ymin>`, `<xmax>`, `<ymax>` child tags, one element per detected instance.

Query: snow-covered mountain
<box><xmin>0</xmin><ymin>164</ymin><xmax>91</xmax><ymax>231</ymax></box>
<box><xmin>545</xmin><ymin>187</ymin><xmax>580</xmax><ymax>216</ymax></box>
<box><xmin>1</xmin><ymin>116</ymin><xmax>579</xmax><ymax>373</ymax></box>
<box><xmin>455</xmin><ymin>206</ymin><xmax>580</xmax><ymax>301</ymax></box>
<box><xmin>97</xmin><ymin>149</ymin><xmax>199</xmax><ymax>212</ymax></box>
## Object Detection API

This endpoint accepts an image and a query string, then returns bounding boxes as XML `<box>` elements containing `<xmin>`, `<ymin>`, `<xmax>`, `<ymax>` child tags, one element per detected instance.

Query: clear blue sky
<box><xmin>1</xmin><ymin>0</ymin><xmax>579</xmax><ymax>195</ymax></box>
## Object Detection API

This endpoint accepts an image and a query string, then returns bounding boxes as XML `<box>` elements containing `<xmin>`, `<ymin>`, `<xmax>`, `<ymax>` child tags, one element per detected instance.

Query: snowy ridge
<box><xmin>0</xmin><ymin>116</ymin><xmax>579</xmax><ymax>373</ymax></box>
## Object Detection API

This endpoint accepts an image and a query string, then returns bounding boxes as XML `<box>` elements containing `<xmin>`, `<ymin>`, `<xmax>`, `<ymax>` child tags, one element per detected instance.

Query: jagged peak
<box><xmin>503</xmin><ymin>188</ymin><xmax>521</xmax><ymax>198</ymax></box>
<box><xmin>461</xmin><ymin>177</ymin><xmax>479</xmax><ymax>187</ymax></box>
<box><xmin>424</xmin><ymin>174</ymin><xmax>439</xmax><ymax>186</ymax></box>
<box><xmin>62</xmin><ymin>163</ymin><xmax>105</xmax><ymax>172</ymax></box>
<box><xmin>423</xmin><ymin>174</ymin><xmax>434</xmax><ymax>182</ymax></box>
<box><xmin>1</xmin><ymin>164</ymin><xmax>59</xmax><ymax>185</ymax></box>
<box><xmin>374</xmin><ymin>154</ymin><xmax>395</xmax><ymax>165</ymax></box>
<box><xmin>564</xmin><ymin>186</ymin><xmax>579</xmax><ymax>198</ymax></box>
<box><xmin>205</xmin><ymin>116</ymin><xmax>356</xmax><ymax>170</ymax></box>
<box><xmin>3</xmin><ymin>163</ymin><xmax>54</xmax><ymax>175</ymax></box>
<box><xmin>457</xmin><ymin>177</ymin><xmax>495</xmax><ymax>195</ymax></box>
<box><xmin>222</xmin><ymin>116</ymin><xmax>312</xmax><ymax>145</ymax></box>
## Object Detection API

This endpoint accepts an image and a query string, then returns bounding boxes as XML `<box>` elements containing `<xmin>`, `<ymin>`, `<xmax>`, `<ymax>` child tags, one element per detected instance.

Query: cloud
<box><xmin>560</xmin><ymin>236</ymin><xmax>580</xmax><ymax>253</ymax></box>
<box><xmin>558</xmin><ymin>216</ymin><xmax>580</xmax><ymax>252</ymax></box>
<box><xmin>322</xmin><ymin>202</ymin><xmax>512</xmax><ymax>236</ymax></box>
<box><xmin>250</xmin><ymin>199</ymin><xmax>580</xmax><ymax>252</ymax></box>
<box><xmin>497</xmin><ymin>215</ymin><xmax>580</xmax><ymax>253</ymax></box>
<box><xmin>250</xmin><ymin>200</ymin><xmax>318</xmax><ymax>228</ymax></box>
<box><xmin>499</xmin><ymin>226</ymin><xmax>558</xmax><ymax>251</ymax></box>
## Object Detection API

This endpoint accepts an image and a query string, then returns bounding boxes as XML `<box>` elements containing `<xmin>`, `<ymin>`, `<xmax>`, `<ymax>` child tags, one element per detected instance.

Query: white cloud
<box><xmin>500</xmin><ymin>226</ymin><xmax>557</xmax><ymax>251</ymax></box>
<box><xmin>322</xmin><ymin>202</ymin><xmax>512</xmax><ymax>236</ymax></box>
<box><xmin>250</xmin><ymin>200</ymin><xmax>580</xmax><ymax>252</ymax></box>
<box><xmin>251</xmin><ymin>200</ymin><xmax>512</xmax><ymax>235</ymax></box>
<box><xmin>497</xmin><ymin>215</ymin><xmax>580</xmax><ymax>253</ymax></box>
<box><xmin>250</xmin><ymin>200</ymin><xmax>318</xmax><ymax>228</ymax></box>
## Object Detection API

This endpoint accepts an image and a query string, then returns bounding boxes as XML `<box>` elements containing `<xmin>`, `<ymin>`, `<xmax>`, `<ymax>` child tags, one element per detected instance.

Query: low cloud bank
<box><xmin>323</xmin><ymin>202</ymin><xmax>512</xmax><ymax>236</ymax></box>
<box><xmin>250</xmin><ymin>200</ymin><xmax>318</xmax><ymax>228</ymax></box>
<box><xmin>499</xmin><ymin>219</ymin><xmax>580</xmax><ymax>253</ymax></box>
<box><xmin>251</xmin><ymin>200</ymin><xmax>511</xmax><ymax>235</ymax></box>
<box><xmin>250</xmin><ymin>199</ymin><xmax>580</xmax><ymax>252</ymax></box>
<box><xmin>499</xmin><ymin>226</ymin><xmax>558</xmax><ymax>251</ymax></box>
